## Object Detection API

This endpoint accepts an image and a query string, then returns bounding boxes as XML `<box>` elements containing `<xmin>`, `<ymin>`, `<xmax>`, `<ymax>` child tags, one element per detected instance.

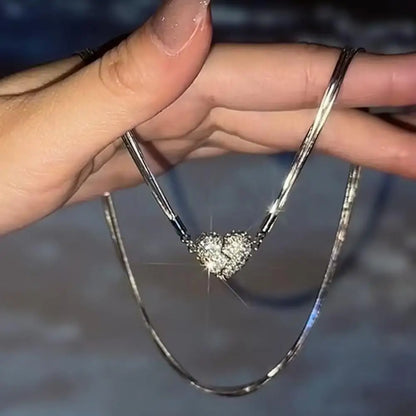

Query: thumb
<box><xmin>18</xmin><ymin>0</ymin><xmax>212</xmax><ymax>165</ymax></box>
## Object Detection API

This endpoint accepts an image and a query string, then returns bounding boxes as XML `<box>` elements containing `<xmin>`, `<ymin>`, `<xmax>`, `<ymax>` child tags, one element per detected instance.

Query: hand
<box><xmin>1</xmin><ymin>0</ymin><xmax>416</xmax><ymax>235</ymax></box>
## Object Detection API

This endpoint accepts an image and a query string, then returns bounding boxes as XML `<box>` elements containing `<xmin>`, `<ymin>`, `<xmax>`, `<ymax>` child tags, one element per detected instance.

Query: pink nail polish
<box><xmin>151</xmin><ymin>0</ymin><xmax>210</xmax><ymax>56</ymax></box>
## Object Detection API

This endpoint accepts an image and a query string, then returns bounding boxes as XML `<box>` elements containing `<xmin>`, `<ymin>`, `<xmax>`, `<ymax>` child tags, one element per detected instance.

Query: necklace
<box><xmin>101</xmin><ymin>47</ymin><xmax>363</xmax><ymax>396</ymax></box>
<box><xmin>120</xmin><ymin>48</ymin><xmax>362</xmax><ymax>282</ymax></box>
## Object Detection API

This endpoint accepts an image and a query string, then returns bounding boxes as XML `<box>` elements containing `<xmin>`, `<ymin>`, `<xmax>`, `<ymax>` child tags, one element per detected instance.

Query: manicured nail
<box><xmin>151</xmin><ymin>0</ymin><xmax>210</xmax><ymax>55</ymax></box>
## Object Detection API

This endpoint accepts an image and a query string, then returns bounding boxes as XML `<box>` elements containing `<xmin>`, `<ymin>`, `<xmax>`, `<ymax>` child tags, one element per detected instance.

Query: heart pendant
<box><xmin>194</xmin><ymin>231</ymin><xmax>253</xmax><ymax>280</ymax></box>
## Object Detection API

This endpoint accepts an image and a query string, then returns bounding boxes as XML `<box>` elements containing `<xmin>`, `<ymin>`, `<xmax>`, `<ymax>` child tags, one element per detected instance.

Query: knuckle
<box><xmin>301</xmin><ymin>44</ymin><xmax>322</xmax><ymax>106</ymax></box>
<box><xmin>97</xmin><ymin>36</ymin><xmax>150</xmax><ymax>98</ymax></box>
<box><xmin>299</xmin><ymin>44</ymin><xmax>338</xmax><ymax>106</ymax></box>
<box><xmin>209</xmin><ymin>107</ymin><xmax>229</xmax><ymax>135</ymax></box>
<box><xmin>390</xmin><ymin>136</ymin><xmax>414</xmax><ymax>176</ymax></box>
<box><xmin>387</xmin><ymin>68</ymin><xmax>401</xmax><ymax>105</ymax></box>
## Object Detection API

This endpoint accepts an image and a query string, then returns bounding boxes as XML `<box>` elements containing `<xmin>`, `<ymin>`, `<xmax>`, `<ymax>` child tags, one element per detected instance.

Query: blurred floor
<box><xmin>1</xmin><ymin>2</ymin><xmax>416</xmax><ymax>415</ymax></box>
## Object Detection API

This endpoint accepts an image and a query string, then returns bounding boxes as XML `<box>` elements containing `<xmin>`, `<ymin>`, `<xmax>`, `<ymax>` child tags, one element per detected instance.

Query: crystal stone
<box><xmin>195</xmin><ymin>231</ymin><xmax>253</xmax><ymax>279</ymax></box>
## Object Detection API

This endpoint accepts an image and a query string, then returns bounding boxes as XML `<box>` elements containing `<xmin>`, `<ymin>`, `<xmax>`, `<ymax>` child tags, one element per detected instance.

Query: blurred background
<box><xmin>1</xmin><ymin>1</ymin><xmax>416</xmax><ymax>415</ymax></box>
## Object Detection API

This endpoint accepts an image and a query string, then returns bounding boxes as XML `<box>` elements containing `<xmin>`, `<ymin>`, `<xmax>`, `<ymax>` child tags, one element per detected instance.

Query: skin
<box><xmin>1</xmin><ymin>5</ymin><xmax>416</xmax><ymax>235</ymax></box>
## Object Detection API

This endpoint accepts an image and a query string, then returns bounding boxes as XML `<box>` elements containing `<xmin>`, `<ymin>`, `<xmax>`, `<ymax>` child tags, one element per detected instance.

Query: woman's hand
<box><xmin>1</xmin><ymin>0</ymin><xmax>416</xmax><ymax>235</ymax></box>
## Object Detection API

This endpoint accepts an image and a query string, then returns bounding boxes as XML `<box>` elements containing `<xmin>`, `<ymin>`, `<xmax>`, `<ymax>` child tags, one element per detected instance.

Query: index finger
<box><xmin>197</xmin><ymin>43</ymin><xmax>416</xmax><ymax>111</ymax></box>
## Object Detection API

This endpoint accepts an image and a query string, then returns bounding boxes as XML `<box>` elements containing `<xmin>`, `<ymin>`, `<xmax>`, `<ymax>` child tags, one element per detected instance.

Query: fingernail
<box><xmin>151</xmin><ymin>0</ymin><xmax>210</xmax><ymax>55</ymax></box>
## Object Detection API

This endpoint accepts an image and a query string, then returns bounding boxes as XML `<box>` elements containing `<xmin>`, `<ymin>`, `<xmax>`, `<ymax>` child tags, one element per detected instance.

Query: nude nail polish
<box><xmin>151</xmin><ymin>0</ymin><xmax>210</xmax><ymax>55</ymax></box>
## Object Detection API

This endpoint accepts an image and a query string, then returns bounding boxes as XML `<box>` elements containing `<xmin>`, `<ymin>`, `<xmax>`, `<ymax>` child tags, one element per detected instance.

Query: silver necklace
<box><xmin>96</xmin><ymin>47</ymin><xmax>363</xmax><ymax>396</ymax></box>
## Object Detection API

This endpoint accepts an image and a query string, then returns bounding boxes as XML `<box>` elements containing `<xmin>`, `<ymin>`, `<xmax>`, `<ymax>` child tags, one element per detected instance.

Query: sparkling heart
<box><xmin>195</xmin><ymin>231</ymin><xmax>253</xmax><ymax>280</ymax></box>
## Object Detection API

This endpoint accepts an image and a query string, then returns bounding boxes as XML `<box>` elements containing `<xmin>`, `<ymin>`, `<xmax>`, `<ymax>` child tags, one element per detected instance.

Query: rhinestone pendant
<box><xmin>194</xmin><ymin>231</ymin><xmax>253</xmax><ymax>280</ymax></box>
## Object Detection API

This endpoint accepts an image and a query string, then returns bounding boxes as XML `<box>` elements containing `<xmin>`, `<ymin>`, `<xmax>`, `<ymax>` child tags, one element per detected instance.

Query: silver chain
<box><xmin>93</xmin><ymin>47</ymin><xmax>364</xmax><ymax>395</ymax></box>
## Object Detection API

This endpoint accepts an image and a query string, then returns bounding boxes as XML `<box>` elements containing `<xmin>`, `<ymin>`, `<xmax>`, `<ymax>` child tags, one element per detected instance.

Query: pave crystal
<box><xmin>195</xmin><ymin>231</ymin><xmax>253</xmax><ymax>279</ymax></box>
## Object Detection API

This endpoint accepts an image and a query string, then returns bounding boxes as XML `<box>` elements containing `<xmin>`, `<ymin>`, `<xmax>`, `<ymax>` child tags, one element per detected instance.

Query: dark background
<box><xmin>1</xmin><ymin>1</ymin><xmax>416</xmax><ymax>415</ymax></box>
<box><xmin>1</xmin><ymin>0</ymin><xmax>416</xmax><ymax>73</ymax></box>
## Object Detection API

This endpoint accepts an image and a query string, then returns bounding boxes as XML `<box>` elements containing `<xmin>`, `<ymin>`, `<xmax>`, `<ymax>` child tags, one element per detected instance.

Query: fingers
<box><xmin>69</xmin><ymin>145</ymin><xmax>228</xmax><ymax>204</ymax></box>
<box><xmin>68</xmin><ymin>137</ymin><xmax>204</xmax><ymax>203</ymax></box>
<box><xmin>70</xmin><ymin>109</ymin><xmax>416</xmax><ymax>204</ymax></box>
<box><xmin>68</xmin><ymin>150</ymin><xmax>145</xmax><ymax>203</ymax></box>
<box><xmin>196</xmin><ymin>44</ymin><xmax>416</xmax><ymax>111</ymax></box>
<box><xmin>0</xmin><ymin>56</ymin><xmax>83</xmax><ymax>95</ymax></box>
<box><xmin>3</xmin><ymin>0</ymin><xmax>213</xmax><ymax>174</ymax></box>
<box><xmin>210</xmin><ymin>107</ymin><xmax>416</xmax><ymax>178</ymax></box>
